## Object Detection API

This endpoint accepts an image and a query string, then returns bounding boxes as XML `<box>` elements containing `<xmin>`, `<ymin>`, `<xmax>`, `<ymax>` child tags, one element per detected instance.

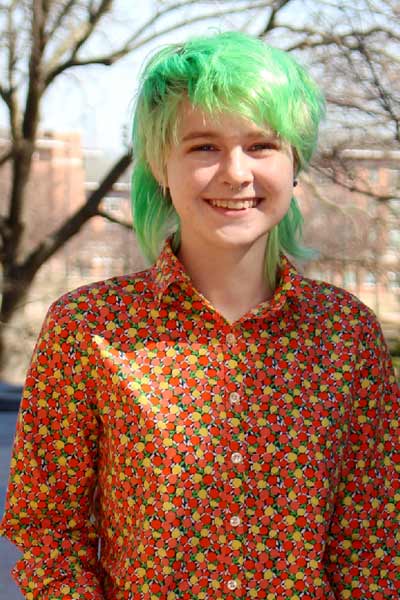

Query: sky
<box><xmin>15</xmin><ymin>1</ymin><xmax>294</xmax><ymax>156</ymax></box>
<box><xmin>0</xmin><ymin>0</ymin><xmax>311</xmax><ymax>156</ymax></box>
<box><xmin>0</xmin><ymin>0</ymin><xmax>376</xmax><ymax>156</ymax></box>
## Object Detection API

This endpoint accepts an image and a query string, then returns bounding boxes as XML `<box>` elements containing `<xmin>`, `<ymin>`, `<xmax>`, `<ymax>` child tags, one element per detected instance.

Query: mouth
<box><xmin>205</xmin><ymin>198</ymin><xmax>261</xmax><ymax>210</ymax></box>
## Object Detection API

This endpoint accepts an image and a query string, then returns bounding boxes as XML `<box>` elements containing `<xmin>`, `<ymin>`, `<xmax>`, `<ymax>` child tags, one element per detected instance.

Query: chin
<box><xmin>210</xmin><ymin>231</ymin><xmax>269</xmax><ymax>251</ymax></box>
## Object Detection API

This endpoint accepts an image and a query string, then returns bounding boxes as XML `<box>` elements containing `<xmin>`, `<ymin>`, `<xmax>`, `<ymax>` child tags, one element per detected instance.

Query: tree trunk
<box><xmin>0</xmin><ymin>151</ymin><xmax>132</xmax><ymax>376</ymax></box>
<box><xmin>0</xmin><ymin>267</ymin><xmax>33</xmax><ymax>378</ymax></box>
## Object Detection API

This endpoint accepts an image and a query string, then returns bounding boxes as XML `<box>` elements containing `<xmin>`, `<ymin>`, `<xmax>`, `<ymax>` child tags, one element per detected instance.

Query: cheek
<box><xmin>266</xmin><ymin>160</ymin><xmax>294</xmax><ymax>193</ymax></box>
<box><xmin>261</xmin><ymin>175</ymin><xmax>292</xmax><ymax>198</ymax></box>
<box><xmin>189</xmin><ymin>164</ymin><xmax>217</xmax><ymax>187</ymax></box>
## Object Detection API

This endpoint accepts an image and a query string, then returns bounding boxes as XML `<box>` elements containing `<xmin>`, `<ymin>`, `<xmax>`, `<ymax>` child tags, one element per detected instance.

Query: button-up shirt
<box><xmin>1</xmin><ymin>242</ymin><xmax>399</xmax><ymax>599</ymax></box>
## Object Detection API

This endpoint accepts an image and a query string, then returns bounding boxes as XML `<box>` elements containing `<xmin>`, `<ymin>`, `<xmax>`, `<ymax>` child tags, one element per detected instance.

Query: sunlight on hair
<box><xmin>131</xmin><ymin>31</ymin><xmax>325</xmax><ymax>286</ymax></box>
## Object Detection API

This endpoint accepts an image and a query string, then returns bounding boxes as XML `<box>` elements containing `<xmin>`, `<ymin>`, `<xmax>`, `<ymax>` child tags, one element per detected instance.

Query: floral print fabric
<box><xmin>1</xmin><ymin>241</ymin><xmax>399</xmax><ymax>600</ymax></box>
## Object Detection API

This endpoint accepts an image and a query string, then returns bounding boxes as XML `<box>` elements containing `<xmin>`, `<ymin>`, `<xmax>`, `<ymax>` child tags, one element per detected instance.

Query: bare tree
<box><xmin>0</xmin><ymin>0</ymin><xmax>286</xmax><ymax>372</ymax></box>
<box><xmin>0</xmin><ymin>0</ymin><xmax>399</xmax><ymax>373</ymax></box>
<box><xmin>257</xmin><ymin>0</ymin><xmax>400</xmax><ymax>330</ymax></box>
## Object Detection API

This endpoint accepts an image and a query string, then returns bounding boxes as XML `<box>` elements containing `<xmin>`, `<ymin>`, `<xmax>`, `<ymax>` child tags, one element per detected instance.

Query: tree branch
<box><xmin>280</xmin><ymin>25</ymin><xmax>400</xmax><ymax>52</ymax></box>
<box><xmin>257</xmin><ymin>0</ymin><xmax>292</xmax><ymax>36</ymax></box>
<box><xmin>120</xmin><ymin>0</ymin><xmax>273</xmax><ymax>51</ymax></box>
<box><xmin>0</xmin><ymin>1</ymin><xmax>19</xmax><ymax>125</ymax></box>
<box><xmin>44</xmin><ymin>0</ymin><xmax>272</xmax><ymax>86</ymax></box>
<box><xmin>46</xmin><ymin>0</ymin><xmax>113</xmax><ymax>73</ymax></box>
<box><xmin>44</xmin><ymin>0</ymin><xmax>113</xmax><ymax>84</ymax></box>
<box><xmin>97</xmin><ymin>209</ymin><xmax>132</xmax><ymax>230</ymax></box>
<box><xmin>23</xmin><ymin>1</ymin><xmax>48</xmax><ymax>140</ymax></box>
<box><xmin>46</xmin><ymin>0</ymin><xmax>82</xmax><ymax>40</ymax></box>
<box><xmin>5</xmin><ymin>2</ymin><xmax>22</xmax><ymax>139</ymax></box>
<box><xmin>0</xmin><ymin>148</ymin><xmax>13</xmax><ymax>166</ymax></box>
<box><xmin>19</xmin><ymin>151</ymin><xmax>132</xmax><ymax>277</ymax></box>
<box><xmin>325</xmin><ymin>94</ymin><xmax>391</xmax><ymax>117</ymax></box>
<box><xmin>45</xmin><ymin>49</ymin><xmax>126</xmax><ymax>82</ymax></box>
<box><xmin>317</xmin><ymin>171</ymin><xmax>398</xmax><ymax>202</ymax></box>
<box><xmin>300</xmin><ymin>171</ymin><xmax>366</xmax><ymax>215</ymax></box>
<box><xmin>123</xmin><ymin>0</ymin><xmax>206</xmax><ymax>44</ymax></box>
<box><xmin>130</xmin><ymin>0</ymin><xmax>273</xmax><ymax>44</ymax></box>
<box><xmin>355</xmin><ymin>37</ymin><xmax>400</xmax><ymax>144</ymax></box>
<box><xmin>6</xmin><ymin>1</ymin><xmax>17</xmax><ymax>92</ymax></box>
<box><xmin>0</xmin><ymin>84</ymin><xmax>12</xmax><ymax>111</ymax></box>
<box><xmin>71</xmin><ymin>0</ymin><xmax>114</xmax><ymax>57</ymax></box>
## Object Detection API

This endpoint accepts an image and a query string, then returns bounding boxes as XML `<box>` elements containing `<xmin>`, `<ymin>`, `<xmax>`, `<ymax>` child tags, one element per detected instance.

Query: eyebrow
<box><xmin>181</xmin><ymin>129</ymin><xmax>278</xmax><ymax>142</ymax></box>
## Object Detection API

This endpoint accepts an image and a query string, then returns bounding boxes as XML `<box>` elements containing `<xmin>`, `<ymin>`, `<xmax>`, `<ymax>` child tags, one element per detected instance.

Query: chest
<box><xmin>92</xmin><ymin>320</ymin><xmax>354</xmax><ymax>497</ymax></box>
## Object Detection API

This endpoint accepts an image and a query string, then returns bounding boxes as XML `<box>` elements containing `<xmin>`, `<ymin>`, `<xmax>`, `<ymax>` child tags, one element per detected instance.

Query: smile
<box><xmin>206</xmin><ymin>198</ymin><xmax>260</xmax><ymax>210</ymax></box>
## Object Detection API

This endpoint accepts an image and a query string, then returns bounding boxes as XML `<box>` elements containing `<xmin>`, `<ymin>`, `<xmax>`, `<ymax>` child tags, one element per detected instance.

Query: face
<box><xmin>161</xmin><ymin>101</ymin><xmax>295</xmax><ymax>258</ymax></box>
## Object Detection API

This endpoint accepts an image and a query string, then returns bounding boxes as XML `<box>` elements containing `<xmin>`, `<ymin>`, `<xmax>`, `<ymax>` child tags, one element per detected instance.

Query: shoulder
<box><xmin>46</xmin><ymin>266</ymin><xmax>157</xmax><ymax>325</ymax></box>
<box><xmin>295</xmin><ymin>273</ymin><xmax>382</xmax><ymax>339</ymax></box>
<box><xmin>293</xmin><ymin>274</ymin><xmax>398</xmax><ymax>390</ymax></box>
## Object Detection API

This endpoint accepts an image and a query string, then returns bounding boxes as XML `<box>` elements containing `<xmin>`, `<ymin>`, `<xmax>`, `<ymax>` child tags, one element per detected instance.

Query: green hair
<box><xmin>131</xmin><ymin>31</ymin><xmax>325</xmax><ymax>287</ymax></box>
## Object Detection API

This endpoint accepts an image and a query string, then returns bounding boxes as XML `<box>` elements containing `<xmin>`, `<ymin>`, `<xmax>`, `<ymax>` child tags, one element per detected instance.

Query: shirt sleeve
<box><xmin>325</xmin><ymin>309</ymin><xmax>400</xmax><ymax>598</ymax></box>
<box><xmin>0</xmin><ymin>300</ymin><xmax>104</xmax><ymax>600</ymax></box>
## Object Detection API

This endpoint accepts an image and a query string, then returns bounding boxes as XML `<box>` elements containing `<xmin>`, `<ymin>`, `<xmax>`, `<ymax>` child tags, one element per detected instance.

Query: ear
<box><xmin>148</xmin><ymin>158</ymin><xmax>167</xmax><ymax>189</ymax></box>
<box><xmin>292</xmin><ymin>147</ymin><xmax>300</xmax><ymax>175</ymax></box>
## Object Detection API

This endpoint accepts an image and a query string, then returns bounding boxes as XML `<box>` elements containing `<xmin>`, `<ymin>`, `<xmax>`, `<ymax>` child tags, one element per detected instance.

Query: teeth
<box><xmin>208</xmin><ymin>199</ymin><xmax>258</xmax><ymax>209</ymax></box>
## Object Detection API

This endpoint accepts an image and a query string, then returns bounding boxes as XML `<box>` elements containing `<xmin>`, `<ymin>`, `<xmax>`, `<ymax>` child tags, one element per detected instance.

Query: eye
<box><xmin>250</xmin><ymin>141</ymin><xmax>279</xmax><ymax>152</ymax></box>
<box><xmin>190</xmin><ymin>144</ymin><xmax>217</xmax><ymax>152</ymax></box>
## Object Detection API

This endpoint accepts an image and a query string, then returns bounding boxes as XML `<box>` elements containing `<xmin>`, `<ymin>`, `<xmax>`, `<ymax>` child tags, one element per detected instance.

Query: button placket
<box><xmin>230</xmin><ymin>515</ymin><xmax>241</xmax><ymax>527</ymax></box>
<box><xmin>231</xmin><ymin>452</ymin><xmax>243</xmax><ymax>464</ymax></box>
<box><xmin>222</xmin><ymin>328</ymin><xmax>246</xmax><ymax>596</ymax></box>
<box><xmin>226</xmin><ymin>332</ymin><xmax>237</xmax><ymax>347</ymax></box>
<box><xmin>229</xmin><ymin>391</ymin><xmax>240</xmax><ymax>405</ymax></box>
<box><xmin>227</xmin><ymin>579</ymin><xmax>239</xmax><ymax>591</ymax></box>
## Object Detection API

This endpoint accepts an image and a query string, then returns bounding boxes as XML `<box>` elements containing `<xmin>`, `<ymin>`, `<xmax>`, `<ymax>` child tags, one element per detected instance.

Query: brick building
<box><xmin>299</xmin><ymin>148</ymin><xmax>400</xmax><ymax>337</ymax></box>
<box><xmin>0</xmin><ymin>131</ymin><xmax>398</xmax><ymax>380</ymax></box>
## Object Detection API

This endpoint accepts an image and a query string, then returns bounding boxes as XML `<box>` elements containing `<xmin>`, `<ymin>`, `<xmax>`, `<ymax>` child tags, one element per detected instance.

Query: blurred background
<box><xmin>0</xmin><ymin>0</ymin><xmax>399</xmax><ymax>384</ymax></box>
<box><xmin>0</xmin><ymin>0</ymin><xmax>399</xmax><ymax>594</ymax></box>
<box><xmin>0</xmin><ymin>0</ymin><xmax>400</xmax><ymax>383</ymax></box>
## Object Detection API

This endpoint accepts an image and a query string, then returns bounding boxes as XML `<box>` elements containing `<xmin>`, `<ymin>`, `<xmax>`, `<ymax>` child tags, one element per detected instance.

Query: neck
<box><xmin>177</xmin><ymin>238</ymin><xmax>275</xmax><ymax>323</ymax></box>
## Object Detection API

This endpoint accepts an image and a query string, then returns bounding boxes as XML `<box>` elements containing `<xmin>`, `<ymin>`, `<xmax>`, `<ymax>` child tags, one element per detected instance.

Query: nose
<box><xmin>220</xmin><ymin>147</ymin><xmax>252</xmax><ymax>190</ymax></box>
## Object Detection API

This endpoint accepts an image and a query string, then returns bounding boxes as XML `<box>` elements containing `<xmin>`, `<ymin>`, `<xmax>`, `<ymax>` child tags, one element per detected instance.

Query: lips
<box><xmin>206</xmin><ymin>198</ymin><xmax>260</xmax><ymax>210</ymax></box>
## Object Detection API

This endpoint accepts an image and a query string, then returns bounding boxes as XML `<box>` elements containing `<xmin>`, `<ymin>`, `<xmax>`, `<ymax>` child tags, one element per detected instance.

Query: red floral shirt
<box><xmin>1</xmin><ymin>242</ymin><xmax>399</xmax><ymax>600</ymax></box>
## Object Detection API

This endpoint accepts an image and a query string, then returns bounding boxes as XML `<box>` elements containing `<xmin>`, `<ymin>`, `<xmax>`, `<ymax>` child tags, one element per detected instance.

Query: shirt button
<box><xmin>229</xmin><ymin>392</ymin><xmax>240</xmax><ymax>404</ymax></box>
<box><xmin>230</xmin><ymin>515</ymin><xmax>241</xmax><ymax>527</ymax></box>
<box><xmin>226</xmin><ymin>333</ymin><xmax>236</xmax><ymax>346</ymax></box>
<box><xmin>227</xmin><ymin>579</ymin><xmax>238</xmax><ymax>591</ymax></box>
<box><xmin>231</xmin><ymin>452</ymin><xmax>243</xmax><ymax>464</ymax></box>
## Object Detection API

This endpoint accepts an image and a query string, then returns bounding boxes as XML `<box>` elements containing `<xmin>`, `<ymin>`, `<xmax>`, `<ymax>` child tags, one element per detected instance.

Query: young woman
<box><xmin>1</xmin><ymin>31</ymin><xmax>398</xmax><ymax>600</ymax></box>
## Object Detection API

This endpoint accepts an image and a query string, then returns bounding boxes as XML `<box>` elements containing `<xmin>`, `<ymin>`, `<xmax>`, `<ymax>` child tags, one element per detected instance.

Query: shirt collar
<box><xmin>250</xmin><ymin>254</ymin><xmax>304</xmax><ymax>317</ymax></box>
<box><xmin>151</xmin><ymin>239</ymin><xmax>192</xmax><ymax>300</ymax></box>
<box><xmin>151</xmin><ymin>239</ymin><xmax>304</xmax><ymax>314</ymax></box>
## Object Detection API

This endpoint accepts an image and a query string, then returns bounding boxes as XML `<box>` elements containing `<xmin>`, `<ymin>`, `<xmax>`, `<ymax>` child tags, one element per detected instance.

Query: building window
<box><xmin>102</xmin><ymin>196</ymin><xmax>123</xmax><ymax>213</ymax></box>
<box><xmin>364</xmin><ymin>272</ymin><xmax>376</xmax><ymax>285</ymax></box>
<box><xmin>388</xmin><ymin>271</ymin><xmax>399</xmax><ymax>289</ymax></box>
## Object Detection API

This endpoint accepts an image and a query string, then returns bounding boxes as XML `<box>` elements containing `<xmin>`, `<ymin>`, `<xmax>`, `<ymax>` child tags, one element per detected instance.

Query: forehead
<box><xmin>176</xmin><ymin>100</ymin><xmax>276</xmax><ymax>142</ymax></box>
